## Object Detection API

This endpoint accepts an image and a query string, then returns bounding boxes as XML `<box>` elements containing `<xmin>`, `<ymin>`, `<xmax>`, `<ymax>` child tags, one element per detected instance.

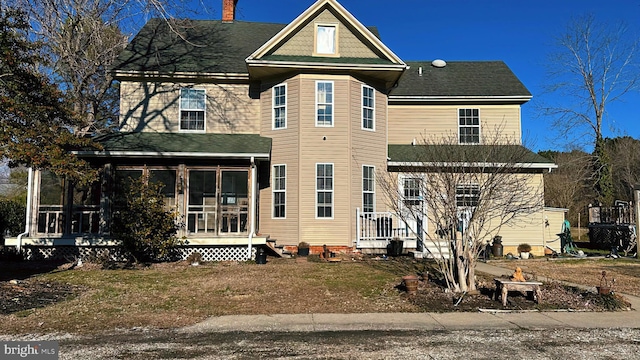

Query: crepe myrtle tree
<box><xmin>379</xmin><ymin>133</ymin><xmax>545</xmax><ymax>293</ymax></box>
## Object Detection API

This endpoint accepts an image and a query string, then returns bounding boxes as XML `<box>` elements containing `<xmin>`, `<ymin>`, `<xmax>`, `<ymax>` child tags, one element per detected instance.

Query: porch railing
<box><xmin>356</xmin><ymin>208</ymin><xmax>416</xmax><ymax>247</ymax></box>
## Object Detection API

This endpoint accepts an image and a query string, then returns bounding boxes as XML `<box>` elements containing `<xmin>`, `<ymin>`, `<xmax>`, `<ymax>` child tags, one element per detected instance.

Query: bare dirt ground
<box><xmin>490</xmin><ymin>257</ymin><xmax>640</xmax><ymax>297</ymax></box>
<box><xmin>0</xmin><ymin>255</ymin><xmax>633</xmax><ymax>335</ymax></box>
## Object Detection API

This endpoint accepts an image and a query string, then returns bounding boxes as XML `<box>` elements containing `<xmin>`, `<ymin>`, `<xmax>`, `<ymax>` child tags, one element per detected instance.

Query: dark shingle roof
<box><xmin>111</xmin><ymin>19</ymin><xmax>383</xmax><ymax>75</ymax></box>
<box><xmin>260</xmin><ymin>55</ymin><xmax>393</xmax><ymax>65</ymax></box>
<box><xmin>111</xmin><ymin>20</ymin><xmax>286</xmax><ymax>74</ymax></box>
<box><xmin>390</xmin><ymin>61</ymin><xmax>531</xmax><ymax>98</ymax></box>
<box><xmin>87</xmin><ymin>132</ymin><xmax>271</xmax><ymax>157</ymax></box>
<box><xmin>388</xmin><ymin>144</ymin><xmax>553</xmax><ymax>165</ymax></box>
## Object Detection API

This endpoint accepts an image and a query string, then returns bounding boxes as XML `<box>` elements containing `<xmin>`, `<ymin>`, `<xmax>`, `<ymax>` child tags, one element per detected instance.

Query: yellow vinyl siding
<box><xmin>119</xmin><ymin>81</ymin><xmax>260</xmax><ymax>133</ymax></box>
<box><xmin>350</xmin><ymin>81</ymin><xmax>388</xmax><ymax>243</ymax></box>
<box><xmin>259</xmin><ymin>77</ymin><xmax>301</xmax><ymax>244</ymax></box>
<box><xmin>272</xmin><ymin>9</ymin><xmax>379</xmax><ymax>59</ymax></box>
<box><xmin>298</xmin><ymin>77</ymin><xmax>351</xmax><ymax>245</ymax></box>
<box><xmin>388</xmin><ymin>104</ymin><xmax>522</xmax><ymax>145</ymax></box>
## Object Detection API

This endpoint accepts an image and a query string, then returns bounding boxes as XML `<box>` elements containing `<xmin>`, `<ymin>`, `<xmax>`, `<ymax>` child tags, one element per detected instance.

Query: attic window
<box><xmin>315</xmin><ymin>24</ymin><xmax>338</xmax><ymax>56</ymax></box>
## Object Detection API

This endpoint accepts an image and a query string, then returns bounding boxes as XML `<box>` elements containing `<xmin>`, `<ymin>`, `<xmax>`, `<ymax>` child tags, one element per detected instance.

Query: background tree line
<box><xmin>540</xmin><ymin>136</ymin><xmax>640</xmax><ymax>226</ymax></box>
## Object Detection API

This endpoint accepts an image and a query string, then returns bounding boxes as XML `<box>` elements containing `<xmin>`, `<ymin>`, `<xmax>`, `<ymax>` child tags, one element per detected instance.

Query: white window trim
<box><xmin>272</xmin><ymin>83</ymin><xmax>287</xmax><ymax>130</ymax></box>
<box><xmin>179</xmin><ymin>88</ymin><xmax>206</xmax><ymax>132</ymax></box>
<box><xmin>272</xmin><ymin>164</ymin><xmax>286</xmax><ymax>219</ymax></box>
<box><xmin>455</xmin><ymin>183</ymin><xmax>480</xmax><ymax>208</ymax></box>
<box><xmin>361</xmin><ymin>84</ymin><xmax>375</xmax><ymax>131</ymax></box>
<box><xmin>314</xmin><ymin>23</ymin><xmax>339</xmax><ymax>57</ymax></box>
<box><xmin>315</xmin><ymin>81</ymin><xmax>334</xmax><ymax>127</ymax></box>
<box><xmin>362</xmin><ymin>165</ymin><xmax>375</xmax><ymax>213</ymax></box>
<box><xmin>457</xmin><ymin>108</ymin><xmax>481</xmax><ymax>144</ymax></box>
<box><xmin>315</xmin><ymin>162</ymin><xmax>334</xmax><ymax>219</ymax></box>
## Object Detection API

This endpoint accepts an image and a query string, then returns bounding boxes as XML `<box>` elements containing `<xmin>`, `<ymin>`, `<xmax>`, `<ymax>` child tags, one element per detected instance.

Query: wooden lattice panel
<box><xmin>23</xmin><ymin>246</ymin><xmax>256</xmax><ymax>262</ymax></box>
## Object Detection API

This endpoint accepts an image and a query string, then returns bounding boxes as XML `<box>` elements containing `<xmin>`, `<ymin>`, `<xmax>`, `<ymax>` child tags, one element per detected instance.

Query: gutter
<box><xmin>72</xmin><ymin>151</ymin><xmax>271</xmax><ymax>160</ymax></box>
<box><xmin>388</xmin><ymin>95</ymin><xmax>533</xmax><ymax>103</ymax></box>
<box><xmin>246</xmin><ymin>60</ymin><xmax>406</xmax><ymax>72</ymax></box>
<box><xmin>387</xmin><ymin>161</ymin><xmax>558</xmax><ymax>171</ymax></box>
<box><xmin>16</xmin><ymin>167</ymin><xmax>33</xmax><ymax>252</ymax></box>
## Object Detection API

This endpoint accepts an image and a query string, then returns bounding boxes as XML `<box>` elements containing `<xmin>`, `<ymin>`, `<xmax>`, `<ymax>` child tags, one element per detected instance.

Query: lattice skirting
<box><xmin>23</xmin><ymin>245</ymin><xmax>257</xmax><ymax>262</ymax></box>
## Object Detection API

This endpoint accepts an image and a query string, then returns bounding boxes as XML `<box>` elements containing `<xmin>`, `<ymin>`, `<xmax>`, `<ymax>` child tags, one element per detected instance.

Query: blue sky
<box><xmin>191</xmin><ymin>0</ymin><xmax>640</xmax><ymax>152</ymax></box>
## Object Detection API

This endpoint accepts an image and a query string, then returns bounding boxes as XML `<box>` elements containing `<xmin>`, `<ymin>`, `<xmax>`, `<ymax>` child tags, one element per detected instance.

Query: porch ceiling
<box><xmin>77</xmin><ymin>132</ymin><xmax>272</xmax><ymax>159</ymax></box>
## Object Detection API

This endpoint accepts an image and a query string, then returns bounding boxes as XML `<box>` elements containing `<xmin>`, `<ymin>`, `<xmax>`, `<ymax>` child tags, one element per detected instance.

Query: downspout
<box><xmin>17</xmin><ymin>167</ymin><xmax>33</xmax><ymax>252</ymax></box>
<box><xmin>247</xmin><ymin>157</ymin><xmax>257</xmax><ymax>260</ymax></box>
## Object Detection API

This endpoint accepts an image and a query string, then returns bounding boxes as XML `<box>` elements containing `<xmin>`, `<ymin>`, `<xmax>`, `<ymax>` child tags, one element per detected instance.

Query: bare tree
<box><xmin>379</xmin><ymin>132</ymin><xmax>544</xmax><ymax>293</ymax></box>
<box><xmin>541</xmin><ymin>150</ymin><xmax>593</xmax><ymax>225</ymax></box>
<box><xmin>606</xmin><ymin>136</ymin><xmax>640</xmax><ymax>202</ymax></box>
<box><xmin>541</xmin><ymin>14</ymin><xmax>639</xmax><ymax>204</ymax></box>
<box><xmin>6</xmin><ymin>0</ymin><xmax>210</xmax><ymax>136</ymax></box>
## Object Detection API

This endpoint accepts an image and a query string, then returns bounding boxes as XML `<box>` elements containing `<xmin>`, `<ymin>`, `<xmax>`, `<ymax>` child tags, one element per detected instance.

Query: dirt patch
<box><xmin>490</xmin><ymin>258</ymin><xmax>640</xmax><ymax>297</ymax></box>
<box><xmin>0</xmin><ymin>279</ymin><xmax>81</xmax><ymax>315</ymax></box>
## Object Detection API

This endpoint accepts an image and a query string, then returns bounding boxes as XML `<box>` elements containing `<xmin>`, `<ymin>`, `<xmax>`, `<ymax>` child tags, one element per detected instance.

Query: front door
<box><xmin>220</xmin><ymin>170</ymin><xmax>248</xmax><ymax>235</ymax></box>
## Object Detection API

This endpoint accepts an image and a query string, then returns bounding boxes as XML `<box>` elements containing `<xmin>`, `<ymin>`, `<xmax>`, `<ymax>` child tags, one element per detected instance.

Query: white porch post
<box><xmin>356</xmin><ymin>207</ymin><xmax>361</xmax><ymax>248</ymax></box>
<box><xmin>635</xmin><ymin>184</ymin><xmax>639</xmax><ymax>260</ymax></box>
<box><xmin>247</xmin><ymin>157</ymin><xmax>257</xmax><ymax>260</ymax></box>
<box><xmin>17</xmin><ymin>167</ymin><xmax>33</xmax><ymax>252</ymax></box>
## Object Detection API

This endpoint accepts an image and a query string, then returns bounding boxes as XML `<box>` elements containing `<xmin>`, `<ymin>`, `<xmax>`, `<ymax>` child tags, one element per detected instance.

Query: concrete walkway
<box><xmin>180</xmin><ymin>262</ymin><xmax>640</xmax><ymax>334</ymax></box>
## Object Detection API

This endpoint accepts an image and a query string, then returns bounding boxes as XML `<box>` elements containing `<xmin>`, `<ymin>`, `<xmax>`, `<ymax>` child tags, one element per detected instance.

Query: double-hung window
<box><xmin>316</xmin><ymin>163</ymin><xmax>333</xmax><ymax>218</ymax></box>
<box><xmin>458</xmin><ymin>108</ymin><xmax>480</xmax><ymax>144</ymax></box>
<box><xmin>362</xmin><ymin>165</ymin><xmax>375</xmax><ymax>213</ymax></box>
<box><xmin>362</xmin><ymin>85</ymin><xmax>375</xmax><ymax>130</ymax></box>
<box><xmin>273</xmin><ymin>84</ymin><xmax>287</xmax><ymax>129</ymax></box>
<box><xmin>403</xmin><ymin>177</ymin><xmax>422</xmax><ymax>206</ymax></box>
<box><xmin>273</xmin><ymin>165</ymin><xmax>286</xmax><ymax>218</ymax></box>
<box><xmin>316</xmin><ymin>81</ymin><xmax>333</xmax><ymax>126</ymax></box>
<box><xmin>456</xmin><ymin>184</ymin><xmax>480</xmax><ymax>208</ymax></box>
<box><xmin>180</xmin><ymin>88</ymin><xmax>205</xmax><ymax>131</ymax></box>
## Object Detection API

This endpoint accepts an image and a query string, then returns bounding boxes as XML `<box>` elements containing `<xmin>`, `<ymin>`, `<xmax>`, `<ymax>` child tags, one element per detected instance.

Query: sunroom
<box><xmin>18</xmin><ymin>132</ymin><xmax>272</xmax><ymax>261</ymax></box>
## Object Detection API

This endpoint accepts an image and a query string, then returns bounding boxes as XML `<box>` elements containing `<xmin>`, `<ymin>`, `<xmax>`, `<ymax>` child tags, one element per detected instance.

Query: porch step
<box><xmin>418</xmin><ymin>241</ymin><xmax>452</xmax><ymax>259</ymax></box>
<box><xmin>265</xmin><ymin>239</ymin><xmax>289</xmax><ymax>258</ymax></box>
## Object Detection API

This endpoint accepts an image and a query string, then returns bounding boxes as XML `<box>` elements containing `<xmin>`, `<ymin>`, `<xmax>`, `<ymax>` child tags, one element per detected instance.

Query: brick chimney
<box><xmin>222</xmin><ymin>0</ymin><xmax>238</xmax><ymax>22</ymax></box>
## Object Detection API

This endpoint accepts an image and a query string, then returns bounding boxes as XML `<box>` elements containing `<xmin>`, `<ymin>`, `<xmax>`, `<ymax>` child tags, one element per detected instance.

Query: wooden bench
<box><xmin>494</xmin><ymin>278</ymin><xmax>543</xmax><ymax>306</ymax></box>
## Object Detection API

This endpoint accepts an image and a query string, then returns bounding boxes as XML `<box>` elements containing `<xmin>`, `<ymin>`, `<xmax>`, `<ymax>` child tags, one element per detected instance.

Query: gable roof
<box><xmin>111</xmin><ymin>19</ymin><xmax>286</xmax><ymax>76</ymax></box>
<box><xmin>390</xmin><ymin>61</ymin><xmax>532</xmax><ymax>103</ymax></box>
<box><xmin>247</xmin><ymin>0</ymin><xmax>404</xmax><ymax>65</ymax></box>
<box><xmin>77</xmin><ymin>132</ymin><xmax>272</xmax><ymax>159</ymax></box>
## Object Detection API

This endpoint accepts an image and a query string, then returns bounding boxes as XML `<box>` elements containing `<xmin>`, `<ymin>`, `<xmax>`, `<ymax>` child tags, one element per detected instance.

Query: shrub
<box><xmin>298</xmin><ymin>241</ymin><xmax>310</xmax><ymax>249</ymax></box>
<box><xmin>517</xmin><ymin>243</ymin><xmax>532</xmax><ymax>253</ymax></box>
<box><xmin>0</xmin><ymin>199</ymin><xmax>26</xmax><ymax>245</ymax></box>
<box><xmin>111</xmin><ymin>174</ymin><xmax>183</xmax><ymax>263</ymax></box>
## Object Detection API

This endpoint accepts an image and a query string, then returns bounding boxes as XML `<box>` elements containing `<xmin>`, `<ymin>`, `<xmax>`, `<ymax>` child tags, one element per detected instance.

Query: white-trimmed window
<box><xmin>456</xmin><ymin>184</ymin><xmax>480</xmax><ymax>207</ymax></box>
<box><xmin>180</xmin><ymin>88</ymin><xmax>206</xmax><ymax>131</ymax></box>
<box><xmin>316</xmin><ymin>81</ymin><xmax>333</xmax><ymax>126</ymax></box>
<box><xmin>362</xmin><ymin>85</ymin><xmax>375</xmax><ymax>130</ymax></box>
<box><xmin>458</xmin><ymin>108</ymin><xmax>480</xmax><ymax>143</ymax></box>
<box><xmin>316</xmin><ymin>163</ymin><xmax>333</xmax><ymax>218</ymax></box>
<box><xmin>273</xmin><ymin>165</ymin><xmax>286</xmax><ymax>218</ymax></box>
<box><xmin>403</xmin><ymin>177</ymin><xmax>422</xmax><ymax>206</ymax></box>
<box><xmin>273</xmin><ymin>84</ymin><xmax>287</xmax><ymax>129</ymax></box>
<box><xmin>362</xmin><ymin>165</ymin><xmax>375</xmax><ymax>213</ymax></box>
<box><xmin>316</xmin><ymin>24</ymin><xmax>337</xmax><ymax>55</ymax></box>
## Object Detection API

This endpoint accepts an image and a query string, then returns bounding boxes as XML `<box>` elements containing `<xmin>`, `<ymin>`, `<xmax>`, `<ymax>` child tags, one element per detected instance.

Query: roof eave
<box><xmin>387</xmin><ymin>161</ymin><xmax>558</xmax><ymax>172</ymax></box>
<box><xmin>113</xmin><ymin>70</ymin><xmax>250</xmax><ymax>81</ymax></box>
<box><xmin>74</xmin><ymin>151</ymin><xmax>271</xmax><ymax>160</ymax></box>
<box><xmin>246</xmin><ymin>60</ymin><xmax>407</xmax><ymax>72</ymax></box>
<box><xmin>388</xmin><ymin>95</ymin><xmax>533</xmax><ymax>103</ymax></box>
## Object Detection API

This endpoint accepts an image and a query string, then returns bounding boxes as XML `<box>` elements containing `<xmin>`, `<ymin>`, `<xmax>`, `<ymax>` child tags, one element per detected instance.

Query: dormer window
<box><xmin>315</xmin><ymin>24</ymin><xmax>337</xmax><ymax>56</ymax></box>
